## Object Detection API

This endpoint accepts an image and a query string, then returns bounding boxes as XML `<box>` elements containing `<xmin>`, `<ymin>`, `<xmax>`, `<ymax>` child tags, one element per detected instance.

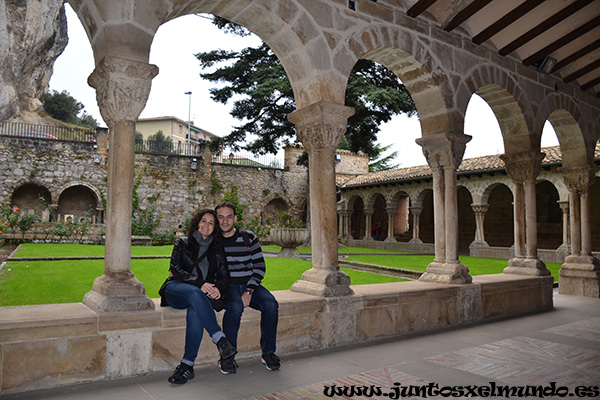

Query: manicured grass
<box><xmin>0</xmin><ymin>244</ymin><xmax>405</xmax><ymax>306</ymax></box>
<box><xmin>0</xmin><ymin>243</ymin><xmax>561</xmax><ymax>306</ymax></box>
<box><xmin>262</xmin><ymin>245</ymin><xmax>408</xmax><ymax>254</ymax></box>
<box><xmin>12</xmin><ymin>243</ymin><xmax>174</xmax><ymax>258</ymax></box>
<box><xmin>343</xmin><ymin>254</ymin><xmax>561</xmax><ymax>282</ymax></box>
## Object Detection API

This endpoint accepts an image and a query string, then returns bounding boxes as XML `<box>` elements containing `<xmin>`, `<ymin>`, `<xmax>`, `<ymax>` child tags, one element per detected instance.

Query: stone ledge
<box><xmin>0</xmin><ymin>275</ymin><xmax>553</xmax><ymax>394</ymax></box>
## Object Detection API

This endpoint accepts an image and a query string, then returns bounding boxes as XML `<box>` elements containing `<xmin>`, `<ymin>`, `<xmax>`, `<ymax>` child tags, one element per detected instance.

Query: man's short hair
<box><xmin>215</xmin><ymin>201</ymin><xmax>236</xmax><ymax>215</ymax></box>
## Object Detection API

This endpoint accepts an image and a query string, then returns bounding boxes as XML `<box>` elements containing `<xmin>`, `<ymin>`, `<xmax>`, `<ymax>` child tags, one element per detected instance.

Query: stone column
<box><xmin>385</xmin><ymin>207</ymin><xmax>397</xmax><ymax>242</ymax></box>
<box><xmin>341</xmin><ymin>210</ymin><xmax>350</xmax><ymax>239</ymax></box>
<box><xmin>363</xmin><ymin>208</ymin><xmax>374</xmax><ymax>241</ymax></box>
<box><xmin>416</xmin><ymin>132</ymin><xmax>472</xmax><ymax>284</ymax></box>
<box><xmin>501</xmin><ymin>151</ymin><xmax>549</xmax><ymax>276</ymax></box>
<box><xmin>288</xmin><ymin>101</ymin><xmax>355</xmax><ymax>297</ymax></box>
<box><xmin>556</xmin><ymin>200</ymin><xmax>570</xmax><ymax>256</ymax></box>
<box><xmin>559</xmin><ymin>165</ymin><xmax>600</xmax><ymax>297</ymax></box>
<box><xmin>83</xmin><ymin>56</ymin><xmax>158</xmax><ymax>312</ymax></box>
<box><xmin>469</xmin><ymin>204</ymin><xmax>489</xmax><ymax>254</ymax></box>
<box><xmin>513</xmin><ymin>182</ymin><xmax>526</xmax><ymax>258</ymax></box>
<box><xmin>408</xmin><ymin>206</ymin><xmax>423</xmax><ymax>244</ymax></box>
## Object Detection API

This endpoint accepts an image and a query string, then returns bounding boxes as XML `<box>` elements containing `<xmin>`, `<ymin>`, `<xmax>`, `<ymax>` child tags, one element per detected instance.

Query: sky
<box><xmin>49</xmin><ymin>5</ymin><xmax>558</xmax><ymax>168</ymax></box>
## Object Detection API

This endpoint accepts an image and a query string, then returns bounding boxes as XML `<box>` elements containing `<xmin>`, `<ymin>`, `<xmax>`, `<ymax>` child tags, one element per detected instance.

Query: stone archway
<box><xmin>536</xmin><ymin>180</ymin><xmax>562</xmax><ymax>250</ymax></box>
<box><xmin>457</xmin><ymin>186</ymin><xmax>475</xmax><ymax>255</ymax></box>
<box><xmin>57</xmin><ymin>185</ymin><xmax>100</xmax><ymax>224</ymax></box>
<box><xmin>484</xmin><ymin>184</ymin><xmax>514</xmax><ymax>248</ymax></box>
<box><xmin>349</xmin><ymin>196</ymin><xmax>365</xmax><ymax>241</ymax></box>
<box><xmin>10</xmin><ymin>183</ymin><xmax>53</xmax><ymax>222</ymax></box>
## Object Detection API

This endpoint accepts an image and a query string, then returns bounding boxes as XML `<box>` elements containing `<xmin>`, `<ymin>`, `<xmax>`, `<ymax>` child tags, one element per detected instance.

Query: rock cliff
<box><xmin>0</xmin><ymin>0</ymin><xmax>67</xmax><ymax>121</ymax></box>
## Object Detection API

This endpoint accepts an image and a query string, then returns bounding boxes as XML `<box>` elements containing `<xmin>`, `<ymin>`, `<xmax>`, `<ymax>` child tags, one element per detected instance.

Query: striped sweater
<box><xmin>221</xmin><ymin>229</ymin><xmax>266</xmax><ymax>289</ymax></box>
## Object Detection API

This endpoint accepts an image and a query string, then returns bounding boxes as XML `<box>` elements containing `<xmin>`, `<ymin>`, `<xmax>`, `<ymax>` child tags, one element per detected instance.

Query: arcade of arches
<box><xmin>339</xmin><ymin>145</ymin><xmax>600</xmax><ymax>265</ymax></box>
<box><xmin>10</xmin><ymin>183</ymin><xmax>104</xmax><ymax>225</ymax></box>
<box><xmin>17</xmin><ymin>0</ymin><xmax>600</xmax><ymax>310</ymax></box>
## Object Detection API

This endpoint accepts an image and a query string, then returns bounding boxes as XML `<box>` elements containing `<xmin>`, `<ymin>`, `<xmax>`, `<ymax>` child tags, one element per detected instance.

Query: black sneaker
<box><xmin>168</xmin><ymin>363</ymin><xmax>194</xmax><ymax>384</ymax></box>
<box><xmin>216</xmin><ymin>337</ymin><xmax>237</xmax><ymax>360</ymax></box>
<box><xmin>218</xmin><ymin>357</ymin><xmax>238</xmax><ymax>375</ymax></box>
<box><xmin>261</xmin><ymin>353</ymin><xmax>281</xmax><ymax>371</ymax></box>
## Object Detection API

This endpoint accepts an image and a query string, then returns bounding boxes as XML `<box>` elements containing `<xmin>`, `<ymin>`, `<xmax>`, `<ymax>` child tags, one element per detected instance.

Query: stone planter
<box><xmin>270</xmin><ymin>228</ymin><xmax>309</xmax><ymax>259</ymax></box>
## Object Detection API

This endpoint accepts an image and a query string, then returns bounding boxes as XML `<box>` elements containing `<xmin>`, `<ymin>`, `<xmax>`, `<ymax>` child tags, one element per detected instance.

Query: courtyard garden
<box><xmin>0</xmin><ymin>243</ymin><xmax>561</xmax><ymax>307</ymax></box>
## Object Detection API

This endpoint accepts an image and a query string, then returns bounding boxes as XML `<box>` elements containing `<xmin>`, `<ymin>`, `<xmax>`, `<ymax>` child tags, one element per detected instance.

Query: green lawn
<box><xmin>0</xmin><ymin>244</ymin><xmax>405</xmax><ymax>306</ymax></box>
<box><xmin>12</xmin><ymin>243</ymin><xmax>174</xmax><ymax>258</ymax></box>
<box><xmin>0</xmin><ymin>243</ymin><xmax>561</xmax><ymax>306</ymax></box>
<box><xmin>343</xmin><ymin>254</ymin><xmax>562</xmax><ymax>282</ymax></box>
<box><xmin>263</xmin><ymin>245</ymin><xmax>409</xmax><ymax>254</ymax></box>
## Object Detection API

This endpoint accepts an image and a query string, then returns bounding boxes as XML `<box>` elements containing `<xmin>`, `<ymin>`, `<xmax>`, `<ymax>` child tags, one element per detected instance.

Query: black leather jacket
<box><xmin>159</xmin><ymin>236</ymin><xmax>229</xmax><ymax>307</ymax></box>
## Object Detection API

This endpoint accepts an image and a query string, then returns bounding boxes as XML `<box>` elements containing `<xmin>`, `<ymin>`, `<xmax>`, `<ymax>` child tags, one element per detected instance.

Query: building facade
<box><xmin>136</xmin><ymin>116</ymin><xmax>218</xmax><ymax>156</ymax></box>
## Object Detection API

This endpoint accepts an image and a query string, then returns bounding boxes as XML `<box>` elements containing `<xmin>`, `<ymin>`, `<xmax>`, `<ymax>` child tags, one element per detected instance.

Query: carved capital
<box><xmin>471</xmin><ymin>203</ymin><xmax>489</xmax><ymax>214</ymax></box>
<box><xmin>559</xmin><ymin>165</ymin><xmax>597</xmax><ymax>193</ymax></box>
<box><xmin>385</xmin><ymin>207</ymin><xmax>397</xmax><ymax>216</ymax></box>
<box><xmin>499</xmin><ymin>150</ymin><xmax>545</xmax><ymax>183</ymax></box>
<box><xmin>409</xmin><ymin>206</ymin><xmax>423</xmax><ymax>217</ymax></box>
<box><xmin>88</xmin><ymin>56</ymin><xmax>159</xmax><ymax>124</ymax></box>
<box><xmin>557</xmin><ymin>200</ymin><xmax>569</xmax><ymax>213</ymax></box>
<box><xmin>288</xmin><ymin>101</ymin><xmax>355</xmax><ymax>151</ymax></box>
<box><xmin>415</xmin><ymin>132</ymin><xmax>471</xmax><ymax>169</ymax></box>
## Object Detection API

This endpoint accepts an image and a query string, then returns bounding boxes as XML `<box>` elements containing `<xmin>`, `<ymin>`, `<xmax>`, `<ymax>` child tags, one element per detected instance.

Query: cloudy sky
<box><xmin>49</xmin><ymin>5</ymin><xmax>558</xmax><ymax>168</ymax></box>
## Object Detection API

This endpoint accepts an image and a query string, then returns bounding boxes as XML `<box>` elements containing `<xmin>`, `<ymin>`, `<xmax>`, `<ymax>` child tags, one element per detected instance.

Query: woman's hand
<box><xmin>201</xmin><ymin>283</ymin><xmax>221</xmax><ymax>299</ymax></box>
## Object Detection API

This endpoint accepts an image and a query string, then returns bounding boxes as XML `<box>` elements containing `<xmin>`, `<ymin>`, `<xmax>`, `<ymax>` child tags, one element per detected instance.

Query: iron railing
<box><xmin>134</xmin><ymin>140</ymin><xmax>205</xmax><ymax>156</ymax></box>
<box><xmin>212</xmin><ymin>152</ymin><xmax>283</xmax><ymax>169</ymax></box>
<box><xmin>0</xmin><ymin>122</ymin><xmax>96</xmax><ymax>142</ymax></box>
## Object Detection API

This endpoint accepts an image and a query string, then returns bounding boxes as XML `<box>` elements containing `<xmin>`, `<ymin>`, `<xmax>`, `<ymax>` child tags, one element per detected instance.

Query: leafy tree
<box><xmin>196</xmin><ymin>17</ymin><xmax>416</xmax><ymax>161</ymax></box>
<box><xmin>40</xmin><ymin>90</ymin><xmax>98</xmax><ymax>129</ymax></box>
<box><xmin>147</xmin><ymin>130</ymin><xmax>173</xmax><ymax>154</ymax></box>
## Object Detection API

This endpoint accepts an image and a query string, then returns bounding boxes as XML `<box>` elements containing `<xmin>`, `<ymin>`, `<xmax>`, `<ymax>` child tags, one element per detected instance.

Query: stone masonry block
<box><xmin>2</xmin><ymin>335</ymin><xmax>106</xmax><ymax>393</ymax></box>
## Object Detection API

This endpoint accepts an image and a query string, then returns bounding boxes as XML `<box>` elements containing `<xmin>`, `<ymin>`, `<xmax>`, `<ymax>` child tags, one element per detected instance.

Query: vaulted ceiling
<box><xmin>393</xmin><ymin>0</ymin><xmax>600</xmax><ymax>98</ymax></box>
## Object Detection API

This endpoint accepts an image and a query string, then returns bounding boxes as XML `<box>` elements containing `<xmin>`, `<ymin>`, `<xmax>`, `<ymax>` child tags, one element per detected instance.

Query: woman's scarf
<box><xmin>192</xmin><ymin>230</ymin><xmax>213</xmax><ymax>279</ymax></box>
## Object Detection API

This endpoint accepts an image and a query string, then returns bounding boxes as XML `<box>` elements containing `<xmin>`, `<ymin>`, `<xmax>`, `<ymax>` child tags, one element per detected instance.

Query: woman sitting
<box><xmin>159</xmin><ymin>208</ymin><xmax>236</xmax><ymax>384</ymax></box>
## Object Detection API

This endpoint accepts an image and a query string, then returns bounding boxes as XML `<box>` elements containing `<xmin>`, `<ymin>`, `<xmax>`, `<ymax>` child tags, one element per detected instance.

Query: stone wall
<box><xmin>0</xmin><ymin>135</ymin><xmax>309</xmax><ymax>234</ymax></box>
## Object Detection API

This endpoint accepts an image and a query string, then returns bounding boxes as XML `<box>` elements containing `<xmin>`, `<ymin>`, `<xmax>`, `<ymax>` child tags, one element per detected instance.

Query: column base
<box><xmin>469</xmin><ymin>241</ymin><xmax>489</xmax><ymax>256</ymax></box>
<box><xmin>83</xmin><ymin>273</ymin><xmax>155</xmax><ymax>312</ymax></box>
<box><xmin>278</xmin><ymin>247</ymin><xmax>301</xmax><ymax>259</ymax></box>
<box><xmin>503</xmin><ymin>257</ymin><xmax>550</xmax><ymax>276</ymax></box>
<box><xmin>290</xmin><ymin>267</ymin><xmax>354</xmax><ymax>297</ymax></box>
<box><xmin>384</xmin><ymin>236</ymin><xmax>397</xmax><ymax>243</ymax></box>
<box><xmin>408</xmin><ymin>238</ymin><xmax>423</xmax><ymax>244</ymax></box>
<box><xmin>558</xmin><ymin>255</ymin><xmax>600</xmax><ymax>297</ymax></box>
<box><xmin>418</xmin><ymin>261</ymin><xmax>472</xmax><ymax>284</ymax></box>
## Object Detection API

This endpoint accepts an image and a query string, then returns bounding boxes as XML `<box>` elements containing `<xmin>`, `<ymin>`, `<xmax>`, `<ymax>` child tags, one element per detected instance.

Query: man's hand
<box><xmin>241</xmin><ymin>291</ymin><xmax>252</xmax><ymax>307</ymax></box>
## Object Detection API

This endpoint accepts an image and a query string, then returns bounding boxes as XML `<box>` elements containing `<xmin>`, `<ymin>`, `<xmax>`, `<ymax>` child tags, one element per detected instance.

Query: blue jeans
<box><xmin>165</xmin><ymin>280</ymin><xmax>225</xmax><ymax>365</ymax></box>
<box><xmin>223</xmin><ymin>283</ymin><xmax>279</xmax><ymax>356</ymax></box>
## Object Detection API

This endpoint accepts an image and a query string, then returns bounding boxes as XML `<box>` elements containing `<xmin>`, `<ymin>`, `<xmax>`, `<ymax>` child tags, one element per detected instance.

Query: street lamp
<box><xmin>185</xmin><ymin>91</ymin><xmax>192</xmax><ymax>155</ymax></box>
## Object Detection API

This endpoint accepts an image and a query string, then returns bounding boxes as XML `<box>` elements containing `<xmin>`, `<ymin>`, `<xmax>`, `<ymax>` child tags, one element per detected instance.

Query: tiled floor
<box><xmin>4</xmin><ymin>290</ymin><xmax>599</xmax><ymax>400</ymax></box>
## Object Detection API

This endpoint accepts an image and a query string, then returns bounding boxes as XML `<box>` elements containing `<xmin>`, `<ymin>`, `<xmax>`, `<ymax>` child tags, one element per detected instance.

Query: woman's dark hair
<box><xmin>187</xmin><ymin>208</ymin><xmax>222</xmax><ymax>247</ymax></box>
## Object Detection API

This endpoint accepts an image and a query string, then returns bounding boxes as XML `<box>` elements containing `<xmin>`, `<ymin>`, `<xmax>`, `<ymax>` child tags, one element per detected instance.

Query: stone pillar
<box><xmin>408</xmin><ymin>206</ymin><xmax>423</xmax><ymax>244</ymax></box>
<box><xmin>469</xmin><ymin>204</ymin><xmax>489</xmax><ymax>254</ymax></box>
<box><xmin>559</xmin><ymin>165</ymin><xmax>600</xmax><ymax>297</ymax></box>
<box><xmin>416</xmin><ymin>132</ymin><xmax>472</xmax><ymax>284</ymax></box>
<box><xmin>556</xmin><ymin>200</ymin><xmax>570</xmax><ymax>256</ymax></box>
<box><xmin>431</xmin><ymin>166</ymin><xmax>446</xmax><ymax>262</ymax></box>
<box><xmin>363</xmin><ymin>208</ymin><xmax>374</xmax><ymax>241</ymax></box>
<box><xmin>342</xmin><ymin>210</ymin><xmax>350</xmax><ymax>239</ymax></box>
<box><xmin>83</xmin><ymin>56</ymin><xmax>158</xmax><ymax>312</ymax></box>
<box><xmin>385</xmin><ymin>207</ymin><xmax>397</xmax><ymax>242</ymax></box>
<box><xmin>513</xmin><ymin>182</ymin><xmax>526</xmax><ymax>258</ymax></box>
<box><xmin>500</xmin><ymin>151</ymin><xmax>549</xmax><ymax>276</ymax></box>
<box><xmin>288</xmin><ymin>101</ymin><xmax>355</xmax><ymax>297</ymax></box>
